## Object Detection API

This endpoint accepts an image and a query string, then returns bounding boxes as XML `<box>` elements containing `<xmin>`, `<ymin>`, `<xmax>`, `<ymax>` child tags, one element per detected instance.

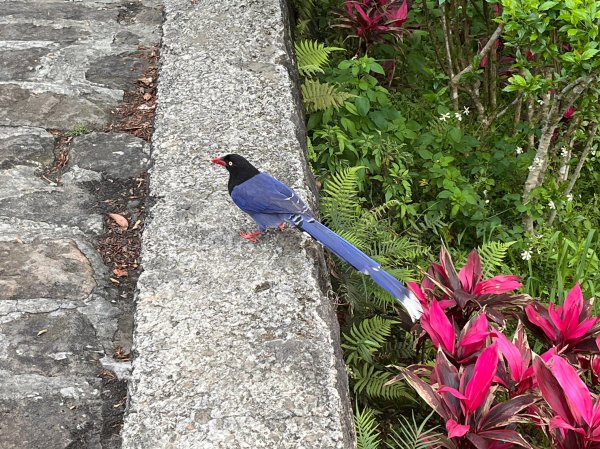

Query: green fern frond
<box><xmin>295</xmin><ymin>40</ymin><xmax>344</xmax><ymax>77</ymax></box>
<box><xmin>342</xmin><ymin>316</ymin><xmax>397</xmax><ymax>365</ymax></box>
<box><xmin>355</xmin><ymin>405</ymin><xmax>381</xmax><ymax>449</ymax></box>
<box><xmin>478</xmin><ymin>241</ymin><xmax>515</xmax><ymax>277</ymax></box>
<box><xmin>353</xmin><ymin>364</ymin><xmax>415</xmax><ymax>402</ymax></box>
<box><xmin>321</xmin><ymin>166</ymin><xmax>365</xmax><ymax>231</ymax></box>
<box><xmin>386</xmin><ymin>411</ymin><xmax>441</xmax><ymax>449</ymax></box>
<box><xmin>301</xmin><ymin>79</ymin><xmax>354</xmax><ymax>112</ymax></box>
<box><xmin>292</xmin><ymin>0</ymin><xmax>316</xmax><ymax>21</ymax></box>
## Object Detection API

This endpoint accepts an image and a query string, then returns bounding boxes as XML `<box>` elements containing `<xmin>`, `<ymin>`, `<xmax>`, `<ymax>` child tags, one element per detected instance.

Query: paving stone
<box><xmin>0</xmin><ymin>309</ymin><xmax>102</xmax><ymax>376</ymax></box>
<box><xmin>0</xmin><ymin>240</ymin><xmax>96</xmax><ymax>300</ymax></box>
<box><xmin>0</xmin><ymin>165</ymin><xmax>49</xmax><ymax>198</ymax></box>
<box><xmin>0</xmin><ymin>47</ymin><xmax>49</xmax><ymax>81</ymax></box>
<box><xmin>0</xmin><ymin>83</ymin><xmax>118</xmax><ymax>129</ymax></box>
<box><xmin>0</xmin><ymin>1</ymin><xmax>118</xmax><ymax>22</ymax></box>
<box><xmin>0</xmin><ymin>23</ymin><xmax>91</xmax><ymax>44</ymax></box>
<box><xmin>69</xmin><ymin>132</ymin><xmax>150</xmax><ymax>179</ymax></box>
<box><xmin>86</xmin><ymin>52</ymin><xmax>150</xmax><ymax>91</ymax></box>
<box><xmin>0</xmin><ymin>374</ymin><xmax>103</xmax><ymax>449</ymax></box>
<box><xmin>0</xmin><ymin>126</ymin><xmax>55</xmax><ymax>167</ymax></box>
<box><xmin>0</xmin><ymin>187</ymin><xmax>103</xmax><ymax>234</ymax></box>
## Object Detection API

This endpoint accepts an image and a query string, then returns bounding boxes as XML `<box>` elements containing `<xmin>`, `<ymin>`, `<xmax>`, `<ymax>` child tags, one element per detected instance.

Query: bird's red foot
<box><xmin>240</xmin><ymin>230</ymin><xmax>262</xmax><ymax>243</ymax></box>
<box><xmin>278</xmin><ymin>223</ymin><xmax>286</xmax><ymax>232</ymax></box>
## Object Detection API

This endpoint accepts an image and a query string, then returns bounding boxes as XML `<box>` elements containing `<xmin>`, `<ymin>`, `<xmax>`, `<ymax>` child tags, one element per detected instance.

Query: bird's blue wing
<box><xmin>231</xmin><ymin>172</ymin><xmax>312</xmax><ymax>217</ymax></box>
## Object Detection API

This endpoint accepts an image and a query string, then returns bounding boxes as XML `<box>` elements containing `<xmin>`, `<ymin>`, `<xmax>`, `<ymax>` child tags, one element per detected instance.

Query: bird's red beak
<box><xmin>211</xmin><ymin>157</ymin><xmax>226</xmax><ymax>167</ymax></box>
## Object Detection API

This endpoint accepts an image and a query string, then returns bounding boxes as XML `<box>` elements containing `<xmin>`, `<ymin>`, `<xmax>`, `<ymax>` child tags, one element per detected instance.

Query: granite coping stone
<box><xmin>121</xmin><ymin>0</ymin><xmax>355</xmax><ymax>447</ymax></box>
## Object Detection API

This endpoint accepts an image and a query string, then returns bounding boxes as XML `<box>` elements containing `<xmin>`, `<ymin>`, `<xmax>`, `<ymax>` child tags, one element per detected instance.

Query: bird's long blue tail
<box><xmin>291</xmin><ymin>215</ymin><xmax>423</xmax><ymax>323</ymax></box>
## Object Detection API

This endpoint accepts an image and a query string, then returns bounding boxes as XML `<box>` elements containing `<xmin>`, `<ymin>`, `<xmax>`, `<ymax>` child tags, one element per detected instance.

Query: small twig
<box><xmin>449</xmin><ymin>24</ymin><xmax>503</xmax><ymax>86</ymax></box>
<box><xmin>565</xmin><ymin>122</ymin><xmax>598</xmax><ymax>196</ymax></box>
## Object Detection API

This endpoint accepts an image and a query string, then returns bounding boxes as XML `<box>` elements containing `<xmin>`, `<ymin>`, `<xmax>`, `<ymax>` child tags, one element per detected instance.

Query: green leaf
<box><xmin>345</xmin><ymin>102</ymin><xmax>359</xmax><ymax>115</ymax></box>
<box><xmin>539</xmin><ymin>1</ymin><xmax>558</xmax><ymax>10</ymax></box>
<box><xmin>355</xmin><ymin>97</ymin><xmax>371</xmax><ymax>116</ymax></box>
<box><xmin>370</xmin><ymin>111</ymin><xmax>388</xmax><ymax>130</ymax></box>
<box><xmin>582</xmin><ymin>48</ymin><xmax>599</xmax><ymax>60</ymax></box>
<box><xmin>418</xmin><ymin>149</ymin><xmax>433</xmax><ymax>159</ymax></box>
<box><xmin>370</xmin><ymin>62</ymin><xmax>385</xmax><ymax>75</ymax></box>
<box><xmin>449</xmin><ymin>127</ymin><xmax>462</xmax><ymax>143</ymax></box>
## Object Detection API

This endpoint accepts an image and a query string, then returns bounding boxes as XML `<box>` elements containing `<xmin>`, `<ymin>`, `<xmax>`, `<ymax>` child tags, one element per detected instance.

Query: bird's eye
<box><xmin>228</xmin><ymin>161</ymin><xmax>233</xmax><ymax>166</ymax></box>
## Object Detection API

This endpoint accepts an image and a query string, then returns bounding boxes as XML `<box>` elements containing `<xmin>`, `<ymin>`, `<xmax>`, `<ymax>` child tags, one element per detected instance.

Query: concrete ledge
<box><xmin>121</xmin><ymin>0</ymin><xmax>355</xmax><ymax>447</ymax></box>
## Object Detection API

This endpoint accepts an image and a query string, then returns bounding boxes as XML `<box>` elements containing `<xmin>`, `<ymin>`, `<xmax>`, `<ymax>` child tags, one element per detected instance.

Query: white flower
<box><xmin>560</xmin><ymin>147</ymin><xmax>568</xmax><ymax>158</ymax></box>
<box><xmin>521</xmin><ymin>249</ymin><xmax>533</xmax><ymax>261</ymax></box>
<box><xmin>516</xmin><ymin>146</ymin><xmax>523</xmax><ymax>155</ymax></box>
<box><xmin>537</xmin><ymin>99</ymin><xmax>544</xmax><ymax>105</ymax></box>
<box><xmin>548</xmin><ymin>200</ymin><xmax>556</xmax><ymax>210</ymax></box>
<box><xmin>528</xmin><ymin>156</ymin><xmax>542</xmax><ymax>171</ymax></box>
<box><xmin>591</xmin><ymin>149</ymin><xmax>597</xmax><ymax>157</ymax></box>
<box><xmin>566</xmin><ymin>193</ymin><xmax>573</xmax><ymax>202</ymax></box>
<box><xmin>463</xmin><ymin>106</ymin><xmax>470</xmax><ymax>116</ymax></box>
<box><xmin>483</xmin><ymin>189</ymin><xmax>488</xmax><ymax>197</ymax></box>
<box><xmin>455</xmin><ymin>112</ymin><xmax>462</xmax><ymax>122</ymax></box>
<box><xmin>440</xmin><ymin>112</ymin><xmax>451</xmax><ymax>122</ymax></box>
<box><xmin>485</xmin><ymin>199</ymin><xmax>490</xmax><ymax>204</ymax></box>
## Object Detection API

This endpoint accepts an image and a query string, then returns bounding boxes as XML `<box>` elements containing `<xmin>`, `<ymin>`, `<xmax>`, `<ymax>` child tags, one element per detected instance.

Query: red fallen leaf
<box><xmin>113</xmin><ymin>268</ymin><xmax>129</xmax><ymax>277</ymax></box>
<box><xmin>108</xmin><ymin>213</ymin><xmax>128</xmax><ymax>229</ymax></box>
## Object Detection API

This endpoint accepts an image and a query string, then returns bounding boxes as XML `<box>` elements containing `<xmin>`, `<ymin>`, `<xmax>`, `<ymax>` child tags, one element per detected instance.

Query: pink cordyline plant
<box><xmin>420</xmin><ymin>306</ymin><xmax>492</xmax><ymax>363</ymax></box>
<box><xmin>409</xmin><ymin>248</ymin><xmax>528</xmax><ymax>327</ymax></box>
<box><xmin>524</xmin><ymin>283</ymin><xmax>600</xmax><ymax>353</ymax></box>
<box><xmin>534</xmin><ymin>354</ymin><xmax>600</xmax><ymax>448</ymax></box>
<box><xmin>494</xmin><ymin>321</ymin><xmax>555</xmax><ymax>396</ymax></box>
<box><xmin>398</xmin><ymin>344</ymin><xmax>536</xmax><ymax>448</ymax></box>
<box><xmin>335</xmin><ymin>0</ymin><xmax>409</xmax><ymax>50</ymax></box>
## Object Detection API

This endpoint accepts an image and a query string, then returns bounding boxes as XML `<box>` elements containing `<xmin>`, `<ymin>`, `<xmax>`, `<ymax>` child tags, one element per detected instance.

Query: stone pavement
<box><xmin>0</xmin><ymin>1</ymin><xmax>161</xmax><ymax>447</ymax></box>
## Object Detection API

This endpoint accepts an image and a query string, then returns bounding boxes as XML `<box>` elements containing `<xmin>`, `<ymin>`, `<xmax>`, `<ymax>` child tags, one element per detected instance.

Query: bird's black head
<box><xmin>211</xmin><ymin>154</ymin><xmax>260</xmax><ymax>193</ymax></box>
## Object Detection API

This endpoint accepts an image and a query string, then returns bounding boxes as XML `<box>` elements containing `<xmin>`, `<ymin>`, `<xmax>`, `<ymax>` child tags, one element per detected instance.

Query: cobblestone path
<box><xmin>0</xmin><ymin>1</ymin><xmax>161</xmax><ymax>447</ymax></box>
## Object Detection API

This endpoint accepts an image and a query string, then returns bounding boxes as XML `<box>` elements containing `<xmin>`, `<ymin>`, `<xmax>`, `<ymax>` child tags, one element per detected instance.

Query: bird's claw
<box><xmin>240</xmin><ymin>230</ymin><xmax>262</xmax><ymax>243</ymax></box>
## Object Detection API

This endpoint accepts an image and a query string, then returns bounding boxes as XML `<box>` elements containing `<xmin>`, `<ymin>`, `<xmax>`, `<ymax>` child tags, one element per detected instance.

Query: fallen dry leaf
<box><xmin>143</xmin><ymin>93</ymin><xmax>153</xmax><ymax>101</ymax></box>
<box><xmin>138</xmin><ymin>76</ymin><xmax>153</xmax><ymax>85</ymax></box>
<box><xmin>108</xmin><ymin>213</ymin><xmax>128</xmax><ymax>229</ymax></box>
<box><xmin>37</xmin><ymin>329</ymin><xmax>48</xmax><ymax>336</ymax></box>
<box><xmin>113</xmin><ymin>268</ymin><xmax>129</xmax><ymax>277</ymax></box>
<box><xmin>110</xmin><ymin>278</ymin><xmax>121</xmax><ymax>285</ymax></box>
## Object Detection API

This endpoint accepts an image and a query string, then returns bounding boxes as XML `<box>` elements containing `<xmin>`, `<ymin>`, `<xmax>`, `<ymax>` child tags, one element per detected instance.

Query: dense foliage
<box><xmin>292</xmin><ymin>0</ymin><xmax>600</xmax><ymax>446</ymax></box>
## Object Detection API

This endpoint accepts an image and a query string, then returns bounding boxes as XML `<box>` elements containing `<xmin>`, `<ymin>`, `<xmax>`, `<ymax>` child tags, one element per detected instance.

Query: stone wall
<box><xmin>121</xmin><ymin>0</ymin><xmax>356</xmax><ymax>447</ymax></box>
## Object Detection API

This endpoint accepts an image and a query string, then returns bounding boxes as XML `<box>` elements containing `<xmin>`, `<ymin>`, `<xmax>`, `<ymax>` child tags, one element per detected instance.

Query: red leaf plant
<box><xmin>335</xmin><ymin>0</ymin><xmax>410</xmax><ymax>50</ymax></box>
<box><xmin>421</xmin><ymin>306</ymin><xmax>493</xmax><ymax>364</ymax></box>
<box><xmin>397</xmin><ymin>344</ymin><xmax>536</xmax><ymax>448</ymax></box>
<box><xmin>524</xmin><ymin>283</ymin><xmax>600</xmax><ymax>353</ymax></box>
<box><xmin>494</xmin><ymin>321</ymin><xmax>555</xmax><ymax>396</ymax></box>
<box><xmin>409</xmin><ymin>248</ymin><xmax>528</xmax><ymax>327</ymax></box>
<box><xmin>533</xmin><ymin>354</ymin><xmax>600</xmax><ymax>448</ymax></box>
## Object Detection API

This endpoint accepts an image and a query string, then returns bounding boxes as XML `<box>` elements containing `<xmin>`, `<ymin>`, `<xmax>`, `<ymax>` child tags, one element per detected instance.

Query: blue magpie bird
<box><xmin>212</xmin><ymin>154</ymin><xmax>423</xmax><ymax>323</ymax></box>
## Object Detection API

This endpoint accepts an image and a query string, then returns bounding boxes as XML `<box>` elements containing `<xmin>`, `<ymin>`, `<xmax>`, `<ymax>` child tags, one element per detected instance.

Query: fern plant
<box><xmin>355</xmin><ymin>405</ymin><xmax>382</xmax><ymax>449</ymax></box>
<box><xmin>386</xmin><ymin>411</ymin><xmax>441</xmax><ymax>449</ymax></box>
<box><xmin>343</xmin><ymin>316</ymin><xmax>397</xmax><ymax>365</ymax></box>
<box><xmin>478</xmin><ymin>240</ymin><xmax>515</xmax><ymax>278</ymax></box>
<box><xmin>301</xmin><ymin>79</ymin><xmax>354</xmax><ymax>113</ymax></box>
<box><xmin>294</xmin><ymin>40</ymin><xmax>353</xmax><ymax>113</ymax></box>
<box><xmin>295</xmin><ymin>40</ymin><xmax>343</xmax><ymax>77</ymax></box>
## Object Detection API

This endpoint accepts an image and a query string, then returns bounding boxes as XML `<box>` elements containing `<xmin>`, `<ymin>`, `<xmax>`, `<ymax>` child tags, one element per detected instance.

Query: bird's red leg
<box><xmin>278</xmin><ymin>223</ymin><xmax>286</xmax><ymax>232</ymax></box>
<box><xmin>240</xmin><ymin>230</ymin><xmax>262</xmax><ymax>243</ymax></box>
